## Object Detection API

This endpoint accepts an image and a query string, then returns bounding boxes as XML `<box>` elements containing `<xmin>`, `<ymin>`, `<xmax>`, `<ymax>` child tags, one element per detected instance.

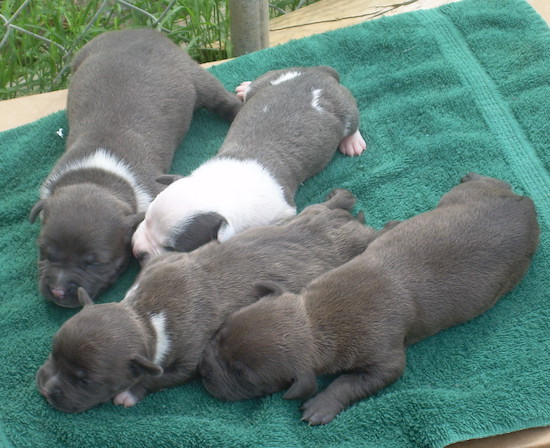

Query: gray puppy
<box><xmin>29</xmin><ymin>29</ymin><xmax>242</xmax><ymax>307</ymax></box>
<box><xmin>199</xmin><ymin>173</ymin><xmax>540</xmax><ymax>425</ymax></box>
<box><xmin>131</xmin><ymin>66</ymin><xmax>367</xmax><ymax>263</ymax></box>
<box><xmin>36</xmin><ymin>190</ymin><xmax>382</xmax><ymax>413</ymax></box>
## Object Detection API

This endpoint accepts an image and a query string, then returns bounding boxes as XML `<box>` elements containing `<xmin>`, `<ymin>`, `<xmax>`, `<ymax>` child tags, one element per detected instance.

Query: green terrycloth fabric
<box><xmin>1</xmin><ymin>0</ymin><xmax>549</xmax><ymax>446</ymax></box>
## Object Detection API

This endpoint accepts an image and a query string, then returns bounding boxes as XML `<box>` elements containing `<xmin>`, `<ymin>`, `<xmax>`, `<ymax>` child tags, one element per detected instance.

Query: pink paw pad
<box><xmin>339</xmin><ymin>130</ymin><xmax>366</xmax><ymax>156</ymax></box>
<box><xmin>235</xmin><ymin>81</ymin><xmax>252</xmax><ymax>101</ymax></box>
<box><xmin>113</xmin><ymin>390</ymin><xmax>138</xmax><ymax>408</ymax></box>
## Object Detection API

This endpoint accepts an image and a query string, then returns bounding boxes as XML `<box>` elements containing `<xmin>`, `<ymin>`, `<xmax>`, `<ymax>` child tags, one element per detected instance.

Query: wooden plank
<box><xmin>1</xmin><ymin>0</ymin><xmax>548</xmax><ymax>131</ymax></box>
<box><xmin>450</xmin><ymin>426</ymin><xmax>550</xmax><ymax>448</ymax></box>
<box><xmin>268</xmin><ymin>0</ymin><xmax>461</xmax><ymax>46</ymax></box>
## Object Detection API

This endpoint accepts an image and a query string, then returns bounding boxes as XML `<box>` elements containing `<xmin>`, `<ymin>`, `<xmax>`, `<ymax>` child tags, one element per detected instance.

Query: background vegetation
<box><xmin>0</xmin><ymin>0</ymin><xmax>319</xmax><ymax>100</ymax></box>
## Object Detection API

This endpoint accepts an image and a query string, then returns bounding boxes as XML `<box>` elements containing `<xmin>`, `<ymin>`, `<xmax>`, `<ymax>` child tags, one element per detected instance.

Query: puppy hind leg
<box><xmin>327</xmin><ymin>84</ymin><xmax>366</xmax><ymax>156</ymax></box>
<box><xmin>339</xmin><ymin>129</ymin><xmax>367</xmax><ymax>156</ymax></box>
<box><xmin>300</xmin><ymin>353</ymin><xmax>406</xmax><ymax>425</ymax></box>
<box><xmin>235</xmin><ymin>81</ymin><xmax>252</xmax><ymax>101</ymax></box>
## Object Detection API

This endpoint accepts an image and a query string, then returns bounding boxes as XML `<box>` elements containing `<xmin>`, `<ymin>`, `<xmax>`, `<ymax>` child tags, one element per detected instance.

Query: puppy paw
<box><xmin>235</xmin><ymin>81</ymin><xmax>252</xmax><ymax>101</ymax></box>
<box><xmin>339</xmin><ymin>130</ymin><xmax>366</xmax><ymax>156</ymax></box>
<box><xmin>113</xmin><ymin>390</ymin><xmax>139</xmax><ymax>408</ymax></box>
<box><xmin>300</xmin><ymin>394</ymin><xmax>343</xmax><ymax>425</ymax></box>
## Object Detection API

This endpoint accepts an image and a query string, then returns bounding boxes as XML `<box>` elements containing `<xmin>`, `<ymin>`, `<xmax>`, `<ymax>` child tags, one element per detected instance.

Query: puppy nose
<box><xmin>48</xmin><ymin>386</ymin><xmax>63</xmax><ymax>402</ymax></box>
<box><xmin>50</xmin><ymin>287</ymin><xmax>66</xmax><ymax>299</ymax></box>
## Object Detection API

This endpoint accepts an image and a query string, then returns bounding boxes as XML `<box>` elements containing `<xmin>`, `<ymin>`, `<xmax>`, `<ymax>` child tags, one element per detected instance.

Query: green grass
<box><xmin>0</xmin><ymin>0</ymin><xmax>319</xmax><ymax>100</ymax></box>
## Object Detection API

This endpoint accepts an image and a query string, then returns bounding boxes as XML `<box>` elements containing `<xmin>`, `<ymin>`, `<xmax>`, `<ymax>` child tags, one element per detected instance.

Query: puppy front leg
<box><xmin>114</xmin><ymin>367</ymin><xmax>195</xmax><ymax>408</ymax></box>
<box><xmin>301</xmin><ymin>353</ymin><xmax>405</xmax><ymax>425</ymax></box>
<box><xmin>113</xmin><ymin>383</ymin><xmax>147</xmax><ymax>408</ymax></box>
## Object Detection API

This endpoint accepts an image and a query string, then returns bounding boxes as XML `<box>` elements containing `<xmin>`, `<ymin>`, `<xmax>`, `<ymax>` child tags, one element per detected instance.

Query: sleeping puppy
<box><xmin>29</xmin><ymin>29</ymin><xmax>242</xmax><ymax>307</ymax></box>
<box><xmin>36</xmin><ymin>189</ymin><xmax>383</xmax><ymax>413</ymax></box>
<box><xmin>132</xmin><ymin>66</ymin><xmax>367</xmax><ymax>263</ymax></box>
<box><xmin>199</xmin><ymin>173</ymin><xmax>540</xmax><ymax>425</ymax></box>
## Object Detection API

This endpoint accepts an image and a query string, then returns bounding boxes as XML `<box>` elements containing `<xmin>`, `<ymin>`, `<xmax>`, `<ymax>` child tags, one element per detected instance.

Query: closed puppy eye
<box><xmin>40</xmin><ymin>248</ymin><xmax>60</xmax><ymax>263</ymax></box>
<box><xmin>82</xmin><ymin>254</ymin><xmax>105</xmax><ymax>268</ymax></box>
<box><xmin>73</xmin><ymin>370</ymin><xmax>94</xmax><ymax>386</ymax></box>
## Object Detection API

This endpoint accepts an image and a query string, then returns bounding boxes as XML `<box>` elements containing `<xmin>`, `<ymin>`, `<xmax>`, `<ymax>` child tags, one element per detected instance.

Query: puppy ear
<box><xmin>253</xmin><ymin>281</ymin><xmax>287</xmax><ymax>298</ymax></box>
<box><xmin>283</xmin><ymin>370</ymin><xmax>317</xmax><ymax>400</ymax></box>
<box><xmin>129</xmin><ymin>355</ymin><xmax>163</xmax><ymax>378</ymax></box>
<box><xmin>29</xmin><ymin>199</ymin><xmax>46</xmax><ymax>223</ymax></box>
<box><xmin>170</xmin><ymin>212</ymin><xmax>226</xmax><ymax>252</ymax></box>
<box><xmin>156</xmin><ymin>174</ymin><xmax>183</xmax><ymax>185</ymax></box>
<box><xmin>77</xmin><ymin>287</ymin><xmax>94</xmax><ymax>307</ymax></box>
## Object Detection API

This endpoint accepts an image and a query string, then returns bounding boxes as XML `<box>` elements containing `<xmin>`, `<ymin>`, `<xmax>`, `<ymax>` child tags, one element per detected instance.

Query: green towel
<box><xmin>1</xmin><ymin>0</ymin><xmax>549</xmax><ymax>446</ymax></box>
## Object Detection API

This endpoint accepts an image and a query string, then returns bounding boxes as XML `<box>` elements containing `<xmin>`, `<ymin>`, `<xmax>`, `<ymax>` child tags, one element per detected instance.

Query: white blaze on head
<box><xmin>270</xmin><ymin>70</ymin><xmax>301</xmax><ymax>86</ymax></box>
<box><xmin>132</xmin><ymin>218</ymin><xmax>165</xmax><ymax>260</ymax></box>
<box><xmin>132</xmin><ymin>177</ymin><xmax>197</xmax><ymax>259</ymax></box>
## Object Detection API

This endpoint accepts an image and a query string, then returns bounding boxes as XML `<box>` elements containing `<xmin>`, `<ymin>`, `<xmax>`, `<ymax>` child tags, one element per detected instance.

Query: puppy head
<box><xmin>30</xmin><ymin>185</ymin><xmax>142</xmax><ymax>307</ymax></box>
<box><xmin>132</xmin><ymin>177</ymin><xmax>229</xmax><ymax>264</ymax></box>
<box><xmin>437</xmin><ymin>172</ymin><xmax>514</xmax><ymax>209</ymax></box>
<box><xmin>36</xmin><ymin>292</ymin><xmax>161</xmax><ymax>413</ymax></box>
<box><xmin>199</xmin><ymin>293</ymin><xmax>317</xmax><ymax>402</ymax></box>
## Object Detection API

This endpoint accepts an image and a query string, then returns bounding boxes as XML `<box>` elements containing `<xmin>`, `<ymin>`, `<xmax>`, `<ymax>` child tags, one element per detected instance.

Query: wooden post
<box><xmin>229</xmin><ymin>0</ymin><xmax>269</xmax><ymax>56</ymax></box>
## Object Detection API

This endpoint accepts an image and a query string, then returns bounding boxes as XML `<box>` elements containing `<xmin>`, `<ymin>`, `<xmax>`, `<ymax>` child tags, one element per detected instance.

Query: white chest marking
<box><xmin>150</xmin><ymin>312</ymin><xmax>170</xmax><ymax>365</ymax></box>
<box><xmin>271</xmin><ymin>70</ymin><xmax>301</xmax><ymax>85</ymax></box>
<box><xmin>311</xmin><ymin>88</ymin><xmax>323</xmax><ymax>112</ymax></box>
<box><xmin>41</xmin><ymin>148</ymin><xmax>152</xmax><ymax>213</ymax></box>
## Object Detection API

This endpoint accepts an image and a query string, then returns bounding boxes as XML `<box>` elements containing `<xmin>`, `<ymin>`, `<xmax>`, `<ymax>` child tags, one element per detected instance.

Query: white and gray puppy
<box><xmin>29</xmin><ymin>29</ymin><xmax>242</xmax><ymax>308</ymax></box>
<box><xmin>36</xmin><ymin>190</ymin><xmax>382</xmax><ymax>413</ymax></box>
<box><xmin>199</xmin><ymin>173</ymin><xmax>540</xmax><ymax>425</ymax></box>
<box><xmin>132</xmin><ymin>66</ymin><xmax>366</xmax><ymax>263</ymax></box>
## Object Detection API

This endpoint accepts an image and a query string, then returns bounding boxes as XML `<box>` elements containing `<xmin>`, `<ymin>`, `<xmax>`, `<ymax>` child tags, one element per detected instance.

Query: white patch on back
<box><xmin>41</xmin><ymin>148</ymin><xmax>152</xmax><ymax>212</ymax></box>
<box><xmin>162</xmin><ymin>158</ymin><xmax>295</xmax><ymax>243</ymax></box>
<box><xmin>311</xmin><ymin>88</ymin><xmax>323</xmax><ymax>112</ymax></box>
<box><xmin>150</xmin><ymin>312</ymin><xmax>170</xmax><ymax>365</ymax></box>
<box><xmin>270</xmin><ymin>70</ymin><xmax>301</xmax><ymax>86</ymax></box>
